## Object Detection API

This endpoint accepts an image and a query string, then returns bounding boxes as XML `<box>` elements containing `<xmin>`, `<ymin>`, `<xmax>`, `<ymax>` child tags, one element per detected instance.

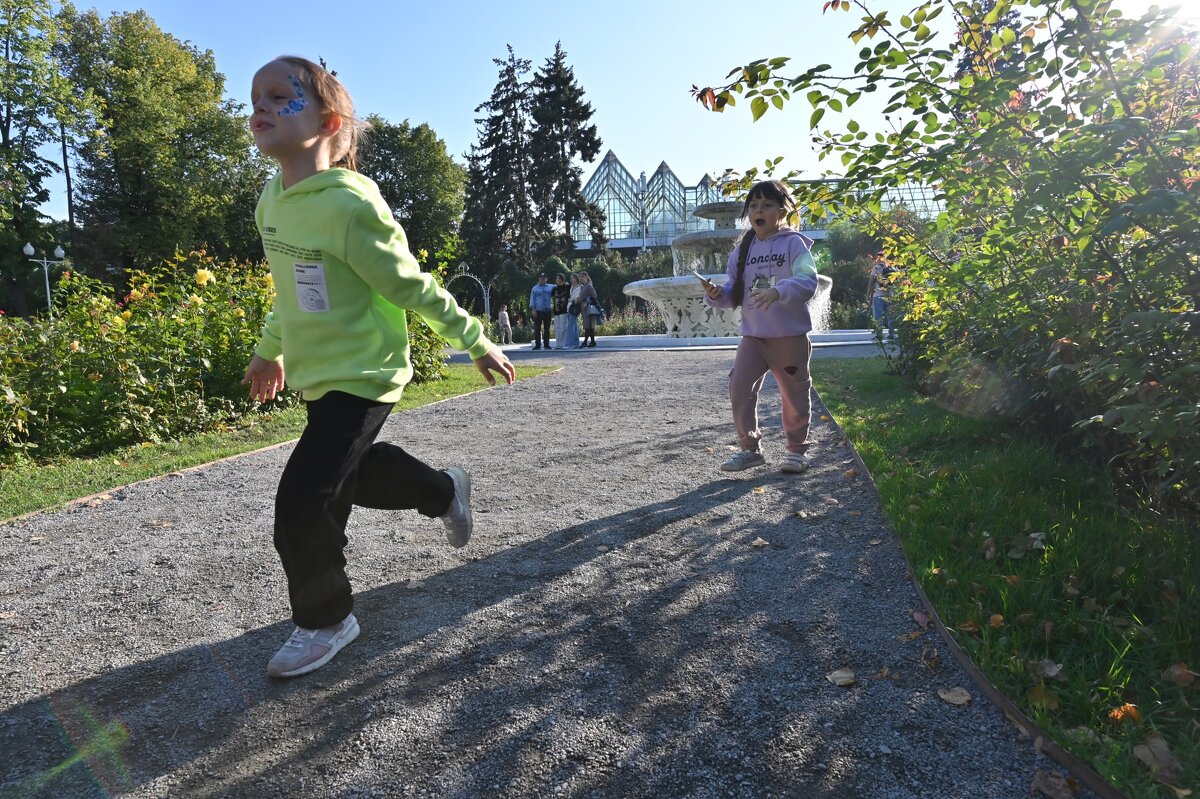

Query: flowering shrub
<box><xmin>0</xmin><ymin>252</ymin><xmax>448</xmax><ymax>463</ymax></box>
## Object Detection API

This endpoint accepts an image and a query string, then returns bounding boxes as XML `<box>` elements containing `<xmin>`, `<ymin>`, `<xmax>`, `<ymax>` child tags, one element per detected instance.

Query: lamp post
<box><xmin>22</xmin><ymin>243</ymin><xmax>65</xmax><ymax>318</ymax></box>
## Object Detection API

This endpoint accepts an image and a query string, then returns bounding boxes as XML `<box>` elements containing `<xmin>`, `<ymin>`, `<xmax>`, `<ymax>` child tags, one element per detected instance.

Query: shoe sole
<box><xmin>444</xmin><ymin>467</ymin><xmax>472</xmax><ymax>548</ymax></box>
<box><xmin>780</xmin><ymin>463</ymin><xmax>809</xmax><ymax>473</ymax></box>
<box><xmin>720</xmin><ymin>458</ymin><xmax>766</xmax><ymax>472</ymax></box>
<box><xmin>270</xmin><ymin>617</ymin><xmax>360</xmax><ymax>678</ymax></box>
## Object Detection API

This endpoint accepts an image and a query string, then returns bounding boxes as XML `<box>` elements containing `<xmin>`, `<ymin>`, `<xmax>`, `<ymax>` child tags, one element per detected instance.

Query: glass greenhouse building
<box><xmin>571</xmin><ymin>149</ymin><xmax>944</xmax><ymax>251</ymax></box>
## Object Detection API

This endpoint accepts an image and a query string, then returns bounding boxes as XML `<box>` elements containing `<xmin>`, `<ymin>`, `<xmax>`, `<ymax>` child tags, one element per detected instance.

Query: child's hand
<box><xmin>705</xmin><ymin>283</ymin><xmax>722</xmax><ymax>300</ymax></box>
<box><xmin>750</xmin><ymin>286</ymin><xmax>781</xmax><ymax>309</ymax></box>
<box><xmin>474</xmin><ymin>345</ymin><xmax>516</xmax><ymax>386</ymax></box>
<box><xmin>243</xmin><ymin>355</ymin><xmax>285</xmax><ymax>403</ymax></box>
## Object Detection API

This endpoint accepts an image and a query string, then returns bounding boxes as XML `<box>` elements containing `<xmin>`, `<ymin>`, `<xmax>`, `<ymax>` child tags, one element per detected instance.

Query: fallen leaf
<box><xmin>980</xmin><ymin>537</ymin><xmax>996</xmax><ymax>560</ymax></box>
<box><xmin>957</xmin><ymin>620</ymin><xmax>981</xmax><ymax>634</ymax></box>
<box><xmin>823</xmin><ymin>495</ymin><xmax>840</xmax><ymax>506</ymax></box>
<box><xmin>1081</xmin><ymin>596</ymin><xmax>1102</xmax><ymax>612</ymax></box>
<box><xmin>29</xmin><ymin>536</ymin><xmax>46</xmax><ymax>543</ymax></box>
<box><xmin>406</xmin><ymin>579</ymin><xmax>425</xmax><ymax>590</ymax></box>
<box><xmin>1163</xmin><ymin>662</ymin><xmax>1196</xmax><ymax>688</ymax></box>
<box><xmin>1133</xmin><ymin>732</ymin><xmax>1186</xmax><ymax>789</ymax></box>
<box><xmin>1030</xmin><ymin>769</ymin><xmax>1079</xmax><ymax>799</ymax></box>
<box><xmin>1108</xmin><ymin>703</ymin><xmax>1141</xmax><ymax>723</ymax></box>
<box><xmin>869</xmin><ymin>538</ymin><xmax>882</xmax><ymax>546</ymax></box>
<box><xmin>0</xmin><ymin>611</ymin><xmax>16</xmax><ymax>620</ymax></box>
<box><xmin>1036</xmin><ymin>659</ymin><xmax>1064</xmax><ymax>680</ymax></box>
<box><xmin>897</xmin><ymin>630</ymin><xmax>925</xmax><ymax>641</ymax></box>
<box><xmin>1027</xmin><ymin>683</ymin><xmax>1060</xmax><ymax>710</ymax></box>
<box><xmin>938</xmin><ymin>686</ymin><xmax>971</xmax><ymax>705</ymax></box>
<box><xmin>868</xmin><ymin>666</ymin><xmax>890</xmax><ymax>680</ymax></box>
<box><xmin>819</xmin><ymin>414</ymin><xmax>830</xmax><ymax>421</ymax></box>
<box><xmin>921</xmin><ymin>644</ymin><xmax>941</xmax><ymax>670</ymax></box>
<box><xmin>826</xmin><ymin>668</ymin><xmax>856</xmax><ymax>687</ymax></box>
<box><xmin>1112</xmin><ymin>565</ymin><xmax>1126</xmax><ymax>578</ymax></box>
<box><xmin>843</xmin><ymin>469</ymin><xmax>857</xmax><ymax>478</ymax></box>
<box><xmin>1039</xmin><ymin>620</ymin><xmax>1054</xmax><ymax>641</ymax></box>
<box><xmin>1004</xmin><ymin>574</ymin><xmax>1021</xmax><ymax>586</ymax></box>
<box><xmin>989</xmin><ymin>614</ymin><xmax>1005</xmax><ymax>628</ymax></box>
<box><xmin>147</xmin><ymin>519</ymin><xmax>175</xmax><ymax>529</ymax></box>
<box><xmin>793</xmin><ymin>510</ymin><xmax>809</xmax><ymax>518</ymax></box>
<box><xmin>596</xmin><ymin>545</ymin><xmax>610</xmax><ymax>552</ymax></box>
<box><xmin>752</xmin><ymin>486</ymin><xmax>766</xmax><ymax>494</ymax></box>
<box><xmin>912</xmin><ymin>610</ymin><xmax>930</xmax><ymax>629</ymax></box>
<box><xmin>847</xmin><ymin>510</ymin><xmax>862</xmax><ymax>516</ymax></box>
<box><xmin>750</xmin><ymin>537</ymin><xmax>770</xmax><ymax>548</ymax></box>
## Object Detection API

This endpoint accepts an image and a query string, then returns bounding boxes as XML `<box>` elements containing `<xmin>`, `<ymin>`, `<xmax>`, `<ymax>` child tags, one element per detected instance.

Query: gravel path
<box><xmin>1</xmin><ymin>349</ymin><xmax>1087</xmax><ymax>798</ymax></box>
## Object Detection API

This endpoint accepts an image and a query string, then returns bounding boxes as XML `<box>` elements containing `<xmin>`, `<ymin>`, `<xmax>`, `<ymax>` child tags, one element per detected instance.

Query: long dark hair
<box><xmin>730</xmin><ymin>180</ymin><xmax>797</xmax><ymax>309</ymax></box>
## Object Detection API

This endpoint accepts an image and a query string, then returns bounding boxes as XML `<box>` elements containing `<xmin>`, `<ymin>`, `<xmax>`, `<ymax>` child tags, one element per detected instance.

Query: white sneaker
<box><xmin>440</xmin><ymin>467</ymin><xmax>472</xmax><ymax>548</ymax></box>
<box><xmin>267</xmin><ymin>614</ymin><xmax>360</xmax><ymax>678</ymax></box>
<box><xmin>780</xmin><ymin>452</ymin><xmax>811</xmax><ymax>473</ymax></box>
<box><xmin>720</xmin><ymin>450</ymin><xmax>766</xmax><ymax>472</ymax></box>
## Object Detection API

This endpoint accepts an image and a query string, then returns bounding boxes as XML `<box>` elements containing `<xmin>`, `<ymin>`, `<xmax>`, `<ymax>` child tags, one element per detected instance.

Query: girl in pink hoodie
<box><xmin>702</xmin><ymin>180</ymin><xmax>819</xmax><ymax>474</ymax></box>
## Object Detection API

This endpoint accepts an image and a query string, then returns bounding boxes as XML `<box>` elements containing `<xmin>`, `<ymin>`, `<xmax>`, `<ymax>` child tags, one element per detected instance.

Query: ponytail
<box><xmin>730</xmin><ymin>231</ymin><xmax>755</xmax><ymax>310</ymax></box>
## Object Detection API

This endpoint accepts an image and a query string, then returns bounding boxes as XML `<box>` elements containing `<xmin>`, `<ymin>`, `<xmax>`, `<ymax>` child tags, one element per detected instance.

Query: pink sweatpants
<box><xmin>728</xmin><ymin>334</ymin><xmax>813</xmax><ymax>454</ymax></box>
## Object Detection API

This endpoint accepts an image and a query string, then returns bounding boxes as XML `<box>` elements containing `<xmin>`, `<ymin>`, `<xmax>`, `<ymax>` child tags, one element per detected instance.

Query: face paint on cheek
<box><xmin>278</xmin><ymin>74</ymin><xmax>308</xmax><ymax>117</ymax></box>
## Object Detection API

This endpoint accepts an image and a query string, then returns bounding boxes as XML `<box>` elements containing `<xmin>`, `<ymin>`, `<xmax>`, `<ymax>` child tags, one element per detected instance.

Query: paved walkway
<box><xmin>0</xmin><ymin>343</ymin><xmax>1083</xmax><ymax>799</ymax></box>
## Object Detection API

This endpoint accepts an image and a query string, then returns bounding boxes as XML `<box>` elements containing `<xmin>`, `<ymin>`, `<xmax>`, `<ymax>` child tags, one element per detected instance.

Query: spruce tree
<box><xmin>529</xmin><ymin>42</ymin><xmax>606</xmax><ymax>256</ymax></box>
<box><xmin>464</xmin><ymin>46</ymin><xmax>537</xmax><ymax>274</ymax></box>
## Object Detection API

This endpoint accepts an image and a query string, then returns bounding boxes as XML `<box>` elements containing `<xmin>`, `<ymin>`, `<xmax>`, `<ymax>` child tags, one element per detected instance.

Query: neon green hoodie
<box><xmin>253</xmin><ymin>169</ymin><xmax>490</xmax><ymax>402</ymax></box>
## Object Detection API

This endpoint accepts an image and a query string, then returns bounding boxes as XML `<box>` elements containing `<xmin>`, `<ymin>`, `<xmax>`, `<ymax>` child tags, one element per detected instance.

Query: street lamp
<box><xmin>22</xmin><ymin>242</ymin><xmax>65</xmax><ymax>318</ymax></box>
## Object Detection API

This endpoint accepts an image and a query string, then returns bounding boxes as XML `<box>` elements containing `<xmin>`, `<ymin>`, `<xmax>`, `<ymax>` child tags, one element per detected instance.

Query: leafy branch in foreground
<box><xmin>695</xmin><ymin>0</ymin><xmax>1200</xmax><ymax>514</ymax></box>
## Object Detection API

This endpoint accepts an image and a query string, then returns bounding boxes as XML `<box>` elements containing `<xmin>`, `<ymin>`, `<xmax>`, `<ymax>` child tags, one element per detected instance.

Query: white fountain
<box><xmin>623</xmin><ymin>201</ymin><xmax>833</xmax><ymax>337</ymax></box>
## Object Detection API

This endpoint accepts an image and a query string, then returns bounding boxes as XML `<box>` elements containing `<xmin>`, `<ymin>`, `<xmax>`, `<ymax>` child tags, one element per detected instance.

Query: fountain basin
<box><xmin>623</xmin><ymin>199</ymin><xmax>833</xmax><ymax>337</ymax></box>
<box><xmin>624</xmin><ymin>274</ymin><xmax>833</xmax><ymax>338</ymax></box>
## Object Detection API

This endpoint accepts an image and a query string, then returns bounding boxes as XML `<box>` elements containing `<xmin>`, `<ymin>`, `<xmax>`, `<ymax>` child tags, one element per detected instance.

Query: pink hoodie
<box><xmin>704</xmin><ymin>228</ymin><xmax>819</xmax><ymax>338</ymax></box>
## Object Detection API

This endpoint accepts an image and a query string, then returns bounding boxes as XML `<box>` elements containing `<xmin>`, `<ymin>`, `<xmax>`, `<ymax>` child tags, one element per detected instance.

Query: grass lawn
<box><xmin>0</xmin><ymin>364</ymin><xmax>553</xmax><ymax>522</ymax></box>
<box><xmin>813</xmin><ymin>356</ymin><xmax>1198</xmax><ymax>799</ymax></box>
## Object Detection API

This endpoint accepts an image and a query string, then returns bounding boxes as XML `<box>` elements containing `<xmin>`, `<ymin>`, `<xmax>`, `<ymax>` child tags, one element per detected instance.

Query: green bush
<box><xmin>597</xmin><ymin>306</ymin><xmax>666</xmax><ymax>336</ymax></box>
<box><xmin>0</xmin><ymin>252</ymin><xmax>449</xmax><ymax>463</ymax></box>
<box><xmin>828</xmin><ymin>300</ymin><xmax>871</xmax><ymax>330</ymax></box>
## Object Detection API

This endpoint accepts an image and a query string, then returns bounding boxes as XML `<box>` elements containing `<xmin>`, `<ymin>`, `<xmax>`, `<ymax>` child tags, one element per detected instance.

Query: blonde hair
<box><xmin>273</xmin><ymin>55</ymin><xmax>363</xmax><ymax>170</ymax></box>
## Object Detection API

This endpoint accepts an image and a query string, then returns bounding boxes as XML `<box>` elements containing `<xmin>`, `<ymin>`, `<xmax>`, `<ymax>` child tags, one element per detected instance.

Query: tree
<box><xmin>695</xmin><ymin>1</ymin><xmax>1200</xmax><ymax>512</ymax></box>
<box><xmin>464</xmin><ymin>46</ymin><xmax>537</xmax><ymax>277</ymax></box>
<box><xmin>0</xmin><ymin>0</ymin><xmax>81</xmax><ymax>316</ymax></box>
<box><xmin>60</xmin><ymin>9</ymin><xmax>267</xmax><ymax>276</ymax></box>
<box><xmin>528</xmin><ymin>42</ymin><xmax>606</xmax><ymax>256</ymax></box>
<box><xmin>358</xmin><ymin>116</ymin><xmax>466</xmax><ymax>266</ymax></box>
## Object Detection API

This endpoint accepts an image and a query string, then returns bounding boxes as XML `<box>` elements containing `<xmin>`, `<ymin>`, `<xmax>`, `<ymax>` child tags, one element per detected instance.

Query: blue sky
<box><xmin>43</xmin><ymin>0</ymin><xmax>1179</xmax><ymax>220</ymax></box>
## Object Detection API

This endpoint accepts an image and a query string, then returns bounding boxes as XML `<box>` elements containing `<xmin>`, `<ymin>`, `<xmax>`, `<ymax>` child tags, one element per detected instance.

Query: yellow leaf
<box><xmin>938</xmin><ymin>686</ymin><xmax>971</xmax><ymax>705</ymax></box>
<box><xmin>956</xmin><ymin>620</ymin><xmax>981</xmax><ymax>634</ymax></box>
<box><xmin>819</xmin><ymin>414</ymin><xmax>830</xmax><ymax>421</ymax></box>
<box><xmin>1027</xmin><ymin>683</ymin><xmax>1060</xmax><ymax>710</ymax></box>
<box><xmin>1108</xmin><ymin>703</ymin><xmax>1141</xmax><ymax>723</ymax></box>
<box><xmin>752</xmin><ymin>486</ymin><xmax>766</xmax><ymax>494</ymax></box>
<box><xmin>989</xmin><ymin>614</ymin><xmax>1004</xmax><ymax>629</ymax></box>
<box><xmin>826</xmin><ymin>668</ymin><xmax>856</xmax><ymax>687</ymax></box>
